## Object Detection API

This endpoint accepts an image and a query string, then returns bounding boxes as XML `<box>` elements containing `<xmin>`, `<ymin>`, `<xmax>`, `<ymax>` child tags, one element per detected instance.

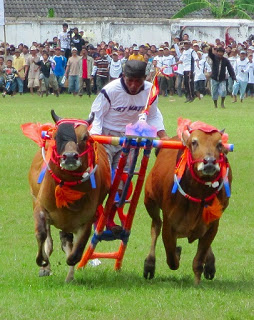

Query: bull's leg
<box><xmin>66</xmin><ymin>222</ymin><xmax>93</xmax><ymax>272</ymax></box>
<box><xmin>59</xmin><ymin>231</ymin><xmax>74</xmax><ymax>283</ymax></box>
<box><xmin>193</xmin><ymin>221</ymin><xmax>219</xmax><ymax>285</ymax></box>
<box><xmin>162</xmin><ymin>217</ymin><xmax>181</xmax><ymax>271</ymax></box>
<box><xmin>34</xmin><ymin>205</ymin><xmax>50</xmax><ymax>272</ymax></box>
<box><xmin>204</xmin><ymin>246</ymin><xmax>216</xmax><ymax>280</ymax></box>
<box><xmin>144</xmin><ymin>199</ymin><xmax>162</xmax><ymax>280</ymax></box>
<box><xmin>39</xmin><ymin>224</ymin><xmax>53</xmax><ymax>277</ymax></box>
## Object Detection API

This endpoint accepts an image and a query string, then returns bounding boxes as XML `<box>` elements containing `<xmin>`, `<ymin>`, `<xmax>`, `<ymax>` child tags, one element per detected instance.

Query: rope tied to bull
<box><xmin>172</xmin><ymin>147</ymin><xmax>230</xmax><ymax>224</ymax></box>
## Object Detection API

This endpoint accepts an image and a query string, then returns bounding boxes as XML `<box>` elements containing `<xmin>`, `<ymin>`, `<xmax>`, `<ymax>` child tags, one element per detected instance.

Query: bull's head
<box><xmin>182</xmin><ymin>128</ymin><xmax>227</xmax><ymax>178</ymax></box>
<box><xmin>51</xmin><ymin>110</ymin><xmax>94</xmax><ymax>171</ymax></box>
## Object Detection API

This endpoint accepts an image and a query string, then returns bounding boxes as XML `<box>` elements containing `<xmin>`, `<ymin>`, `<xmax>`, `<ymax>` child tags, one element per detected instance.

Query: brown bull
<box><xmin>144</xmin><ymin>123</ymin><xmax>232</xmax><ymax>284</ymax></box>
<box><xmin>28</xmin><ymin>110</ymin><xmax>110</xmax><ymax>282</ymax></box>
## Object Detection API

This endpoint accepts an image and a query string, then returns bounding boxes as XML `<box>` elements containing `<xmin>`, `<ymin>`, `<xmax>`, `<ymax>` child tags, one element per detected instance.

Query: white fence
<box><xmin>1</xmin><ymin>17</ymin><xmax>254</xmax><ymax>47</ymax></box>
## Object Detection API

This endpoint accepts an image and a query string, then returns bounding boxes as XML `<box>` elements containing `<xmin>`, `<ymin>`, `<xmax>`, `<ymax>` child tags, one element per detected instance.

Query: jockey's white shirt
<box><xmin>234</xmin><ymin>58</ymin><xmax>249</xmax><ymax>82</ymax></box>
<box><xmin>90</xmin><ymin>78</ymin><xmax>165</xmax><ymax>135</ymax></box>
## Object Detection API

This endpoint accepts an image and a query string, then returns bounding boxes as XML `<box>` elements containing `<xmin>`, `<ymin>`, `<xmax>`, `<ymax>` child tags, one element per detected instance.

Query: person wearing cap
<box><xmin>177</xmin><ymin>40</ymin><xmax>199</xmax><ymax>102</ymax></box>
<box><xmin>64</xmin><ymin>47</ymin><xmax>81</xmax><ymax>95</ymax></box>
<box><xmin>109</xmin><ymin>52</ymin><xmax>122</xmax><ymax>81</ymax></box>
<box><xmin>24</xmin><ymin>46</ymin><xmax>40</xmax><ymax>95</ymax></box>
<box><xmin>53</xmin><ymin>47</ymin><xmax>67</xmax><ymax>93</ymax></box>
<box><xmin>89</xmin><ymin>60</ymin><xmax>168</xmax><ymax>232</ymax></box>
<box><xmin>194</xmin><ymin>51</ymin><xmax>211</xmax><ymax>99</ymax></box>
<box><xmin>13</xmin><ymin>49</ymin><xmax>25</xmax><ymax>94</ymax></box>
<box><xmin>91</xmin><ymin>47</ymin><xmax>110</xmax><ymax>93</ymax></box>
<box><xmin>78</xmin><ymin>46</ymin><xmax>94</xmax><ymax>97</ymax></box>
<box><xmin>128</xmin><ymin>46</ymin><xmax>145</xmax><ymax>62</ymax></box>
<box><xmin>160</xmin><ymin>47</ymin><xmax>176</xmax><ymax>97</ymax></box>
<box><xmin>232</xmin><ymin>50</ymin><xmax>249</xmax><ymax>103</ymax></box>
<box><xmin>208</xmin><ymin>44</ymin><xmax>236</xmax><ymax>108</ymax></box>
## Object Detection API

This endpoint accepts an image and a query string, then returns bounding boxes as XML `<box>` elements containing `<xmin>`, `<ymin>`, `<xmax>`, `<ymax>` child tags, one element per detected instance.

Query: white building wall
<box><xmin>0</xmin><ymin>18</ymin><xmax>254</xmax><ymax>47</ymax></box>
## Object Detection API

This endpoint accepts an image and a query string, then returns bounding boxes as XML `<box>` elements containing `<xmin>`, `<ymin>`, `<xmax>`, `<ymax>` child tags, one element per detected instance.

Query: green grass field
<box><xmin>0</xmin><ymin>93</ymin><xmax>254</xmax><ymax>320</ymax></box>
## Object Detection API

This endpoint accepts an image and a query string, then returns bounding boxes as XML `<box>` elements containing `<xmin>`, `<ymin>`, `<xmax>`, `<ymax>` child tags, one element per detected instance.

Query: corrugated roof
<box><xmin>4</xmin><ymin>0</ymin><xmax>211</xmax><ymax>19</ymax></box>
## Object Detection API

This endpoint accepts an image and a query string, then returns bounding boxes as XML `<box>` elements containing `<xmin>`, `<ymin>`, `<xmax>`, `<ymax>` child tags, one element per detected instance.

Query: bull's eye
<box><xmin>217</xmin><ymin>142</ymin><xmax>223</xmax><ymax>151</ymax></box>
<box><xmin>81</xmin><ymin>133</ymin><xmax>88</xmax><ymax>141</ymax></box>
<box><xmin>191</xmin><ymin>139</ymin><xmax>198</xmax><ymax>149</ymax></box>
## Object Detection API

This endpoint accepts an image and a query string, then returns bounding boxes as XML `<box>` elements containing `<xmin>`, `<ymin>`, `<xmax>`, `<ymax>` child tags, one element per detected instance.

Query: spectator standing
<box><xmin>34</xmin><ymin>51</ymin><xmax>57</xmax><ymax>97</ymax></box>
<box><xmin>12</xmin><ymin>48</ymin><xmax>25</xmax><ymax>94</ymax></box>
<box><xmin>71</xmin><ymin>27</ymin><xmax>85</xmax><ymax>54</ymax></box>
<box><xmin>178</xmin><ymin>40</ymin><xmax>199</xmax><ymax>102</ymax></box>
<box><xmin>160</xmin><ymin>47</ymin><xmax>176</xmax><ymax>97</ymax></box>
<box><xmin>246</xmin><ymin>54</ymin><xmax>254</xmax><ymax>98</ymax></box>
<box><xmin>53</xmin><ymin>47</ymin><xmax>67</xmax><ymax>92</ymax></box>
<box><xmin>227</xmin><ymin>48</ymin><xmax>238</xmax><ymax>94</ymax></box>
<box><xmin>78</xmin><ymin>46</ymin><xmax>94</xmax><ymax>97</ymax></box>
<box><xmin>58</xmin><ymin>23</ymin><xmax>71</xmax><ymax>59</ymax></box>
<box><xmin>109</xmin><ymin>52</ymin><xmax>123</xmax><ymax>80</ymax></box>
<box><xmin>175</xmin><ymin>47</ymin><xmax>184</xmax><ymax>97</ymax></box>
<box><xmin>128</xmin><ymin>47</ymin><xmax>145</xmax><ymax>61</ymax></box>
<box><xmin>64</xmin><ymin>47</ymin><xmax>81</xmax><ymax>96</ymax></box>
<box><xmin>208</xmin><ymin>45</ymin><xmax>236</xmax><ymax>108</ymax></box>
<box><xmin>232</xmin><ymin>50</ymin><xmax>249</xmax><ymax>103</ymax></box>
<box><xmin>92</xmin><ymin>48</ymin><xmax>110</xmax><ymax>93</ymax></box>
<box><xmin>25</xmin><ymin>46</ymin><xmax>40</xmax><ymax>95</ymax></box>
<box><xmin>121</xmin><ymin>49</ymin><xmax>130</xmax><ymax>67</ymax></box>
<box><xmin>194</xmin><ymin>51</ymin><xmax>211</xmax><ymax>99</ymax></box>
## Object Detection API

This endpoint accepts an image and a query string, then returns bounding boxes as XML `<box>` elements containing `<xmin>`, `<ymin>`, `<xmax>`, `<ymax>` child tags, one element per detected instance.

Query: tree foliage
<box><xmin>172</xmin><ymin>0</ymin><xmax>254</xmax><ymax>19</ymax></box>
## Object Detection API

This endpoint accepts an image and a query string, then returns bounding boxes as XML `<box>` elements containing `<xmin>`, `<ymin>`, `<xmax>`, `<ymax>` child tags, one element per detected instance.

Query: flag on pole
<box><xmin>147</xmin><ymin>75</ymin><xmax>159</xmax><ymax>108</ymax></box>
<box><xmin>0</xmin><ymin>0</ymin><xmax>5</xmax><ymax>26</ymax></box>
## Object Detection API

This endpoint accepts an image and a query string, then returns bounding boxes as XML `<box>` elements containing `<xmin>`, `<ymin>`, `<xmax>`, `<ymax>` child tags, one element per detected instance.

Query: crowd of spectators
<box><xmin>0</xmin><ymin>24</ymin><xmax>254</xmax><ymax>102</ymax></box>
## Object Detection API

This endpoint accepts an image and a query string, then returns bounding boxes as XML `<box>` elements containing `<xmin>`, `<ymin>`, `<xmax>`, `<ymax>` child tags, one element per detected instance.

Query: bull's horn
<box><xmin>220</xmin><ymin>129</ymin><xmax>225</xmax><ymax>134</ymax></box>
<box><xmin>187</xmin><ymin>125</ymin><xmax>192</xmax><ymax>132</ymax></box>
<box><xmin>51</xmin><ymin>109</ymin><xmax>62</xmax><ymax>123</ymax></box>
<box><xmin>85</xmin><ymin>112</ymin><xmax>95</xmax><ymax>126</ymax></box>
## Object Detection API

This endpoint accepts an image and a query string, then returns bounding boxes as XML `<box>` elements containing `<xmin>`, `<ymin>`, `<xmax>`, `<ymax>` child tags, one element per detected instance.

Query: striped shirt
<box><xmin>92</xmin><ymin>56</ymin><xmax>110</xmax><ymax>78</ymax></box>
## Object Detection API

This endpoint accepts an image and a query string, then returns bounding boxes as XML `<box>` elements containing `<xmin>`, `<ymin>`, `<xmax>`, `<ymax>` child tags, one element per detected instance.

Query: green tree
<box><xmin>172</xmin><ymin>0</ymin><xmax>254</xmax><ymax>19</ymax></box>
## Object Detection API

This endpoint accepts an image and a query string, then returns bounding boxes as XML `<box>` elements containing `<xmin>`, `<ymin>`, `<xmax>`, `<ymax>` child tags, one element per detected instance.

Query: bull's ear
<box><xmin>85</xmin><ymin>112</ymin><xmax>95</xmax><ymax>126</ymax></box>
<box><xmin>182</xmin><ymin>130</ymin><xmax>190</xmax><ymax>146</ymax></box>
<box><xmin>51</xmin><ymin>110</ymin><xmax>62</xmax><ymax>123</ymax></box>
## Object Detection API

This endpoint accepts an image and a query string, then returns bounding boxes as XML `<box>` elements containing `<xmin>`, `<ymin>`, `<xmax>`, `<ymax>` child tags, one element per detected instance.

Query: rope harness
<box><xmin>172</xmin><ymin>147</ymin><xmax>231</xmax><ymax>224</ymax></box>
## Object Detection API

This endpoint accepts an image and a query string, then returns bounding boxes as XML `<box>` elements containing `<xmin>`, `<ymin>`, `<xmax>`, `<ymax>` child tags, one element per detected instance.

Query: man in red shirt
<box><xmin>78</xmin><ymin>46</ymin><xmax>94</xmax><ymax>97</ymax></box>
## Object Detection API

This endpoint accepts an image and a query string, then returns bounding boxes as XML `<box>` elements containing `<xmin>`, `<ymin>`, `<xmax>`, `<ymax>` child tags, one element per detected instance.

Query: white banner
<box><xmin>0</xmin><ymin>0</ymin><xmax>5</xmax><ymax>26</ymax></box>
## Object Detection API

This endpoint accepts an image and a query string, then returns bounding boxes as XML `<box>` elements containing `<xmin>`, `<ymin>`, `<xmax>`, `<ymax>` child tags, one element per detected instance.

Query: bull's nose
<box><xmin>62</xmin><ymin>152</ymin><xmax>79</xmax><ymax>161</ymax></box>
<box><xmin>203</xmin><ymin>156</ymin><xmax>216</xmax><ymax>165</ymax></box>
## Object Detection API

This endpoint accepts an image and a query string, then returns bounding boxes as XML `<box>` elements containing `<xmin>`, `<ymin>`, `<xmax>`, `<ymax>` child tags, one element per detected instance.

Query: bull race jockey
<box><xmin>89</xmin><ymin>60</ymin><xmax>168</xmax><ymax>233</ymax></box>
<box><xmin>208</xmin><ymin>44</ymin><xmax>236</xmax><ymax>108</ymax></box>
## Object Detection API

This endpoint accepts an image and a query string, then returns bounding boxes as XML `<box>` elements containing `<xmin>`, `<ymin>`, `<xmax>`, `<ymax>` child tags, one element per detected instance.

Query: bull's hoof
<box><xmin>39</xmin><ymin>268</ymin><xmax>51</xmax><ymax>277</ymax></box>
<box><xmin>144</xmin><ymin>257</ymin><xmax>155</xmax><ymax>280</ymax></box>
<box><xmin>204</xmin><ymin>264</ymin><xmax>216</xmax><ymax>280</ymax></box>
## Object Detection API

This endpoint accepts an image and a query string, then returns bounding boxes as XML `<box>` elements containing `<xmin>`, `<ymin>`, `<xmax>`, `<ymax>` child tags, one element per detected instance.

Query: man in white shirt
<box><xmin>232</xmin><ymin>51</ymin><xmax>249</xmax><ymax>103</ymax></box>
<box><xmin>58</xmin><ymin>23</ymin><xmax>71</xmax><ymax>59</ymax></box>
<box><xmin>194</xmin><ymin>51</ymin><xmax>211</xmax><ymax>99</ymax></box>
<box><xmin>178</xmin><ymin>40</ymin><xmax>199</xmax><ymax>102</ymax></box>
<box><xmin>109</xmin><ymin>52</ymin><xmax>123</xmax><ymax>80</ymax></box>
<box><xmin>246</xmin><ymin>54</ymin><xmax>254</xmax><ymax>98</ymax></box>
<box><xmin>160</xmin><ymin>47</ymin><xmax>176</xmax><ymax>97</ymax></box>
